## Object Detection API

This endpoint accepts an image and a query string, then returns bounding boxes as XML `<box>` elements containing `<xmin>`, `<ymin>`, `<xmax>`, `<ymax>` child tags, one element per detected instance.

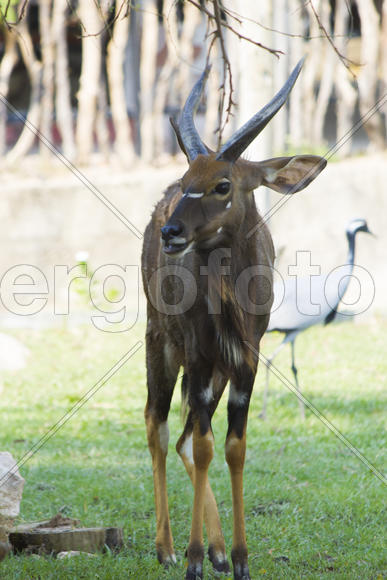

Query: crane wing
<box><xmin>267</xmin><ymin>264</ymin><xmax>353</xmax><ymax>333</ymax></box>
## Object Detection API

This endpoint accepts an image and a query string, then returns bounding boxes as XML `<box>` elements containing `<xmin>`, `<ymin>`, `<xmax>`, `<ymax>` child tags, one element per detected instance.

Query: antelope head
<box><xmin>161</xmin><ymin>61</ymin><xmax>326</xmax><ymax>256</ymax></box>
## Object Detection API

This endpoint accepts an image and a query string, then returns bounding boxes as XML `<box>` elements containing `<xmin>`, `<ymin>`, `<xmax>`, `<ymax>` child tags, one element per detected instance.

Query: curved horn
<box><xmin>170</xmin><ymin>66</ymin><xmax>211</xmax><ymax>161</ymax></box>
<box><xmin>217</xmin><ymin>58</ymin><xmax>305</xmax><ymax>162</ymax></box>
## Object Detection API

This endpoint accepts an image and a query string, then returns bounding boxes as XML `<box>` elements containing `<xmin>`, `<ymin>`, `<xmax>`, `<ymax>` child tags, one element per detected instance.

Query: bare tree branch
<box><xmin>211</xmin><ymin>0</ymin><xmax>235</xmax><ymax>146</ymax></box>
<box><xmin>186</xmin><ymin>0</ymin><xmax>283</xmax><ymax>144</ymax></box>
<box><xmin>187</xmin><ymin>0</ymin><xmax>283</xmax><ymax>57</ymax></box>
<box><xmin>224</xmin><ymin>4</ymin><xmax>351</xmax><ymax>41</ymax></box>
<box><xmin>307</xmin><ymin>0</ymin><xmax>358</xmax><ymax>78</ymax></box>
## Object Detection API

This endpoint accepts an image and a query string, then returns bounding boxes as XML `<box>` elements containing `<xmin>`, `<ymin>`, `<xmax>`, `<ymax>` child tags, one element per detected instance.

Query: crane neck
<box><xmin>345</xmin><ymin>230</ymin><xmax>356</xmax><ymax>273</ymax></box>
<box><xmin>333</xmin><ymin>229</ymin><xmax>358</xmax><ymax>305</ymax></box>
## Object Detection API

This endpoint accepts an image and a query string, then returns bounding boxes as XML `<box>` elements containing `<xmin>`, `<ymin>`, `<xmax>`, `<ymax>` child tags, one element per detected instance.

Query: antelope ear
<box><xmin>257</xmin><ymin>155</ymin><xmax>326</xmax><ymax>194</ymax></box>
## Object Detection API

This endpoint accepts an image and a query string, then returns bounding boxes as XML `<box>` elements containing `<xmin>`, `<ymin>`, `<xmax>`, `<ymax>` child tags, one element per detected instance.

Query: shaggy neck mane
<box><xmin>202</xmin><ymin>195</ymin><xmax>259</xmax><ymax>371</ymax></box>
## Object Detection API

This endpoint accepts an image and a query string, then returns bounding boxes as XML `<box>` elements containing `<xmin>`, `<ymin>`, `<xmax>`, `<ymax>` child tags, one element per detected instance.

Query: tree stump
<box><xmin>9</xmin><ymin>514</ymin><xmax>123</xmax><ymax>555</ymax></box>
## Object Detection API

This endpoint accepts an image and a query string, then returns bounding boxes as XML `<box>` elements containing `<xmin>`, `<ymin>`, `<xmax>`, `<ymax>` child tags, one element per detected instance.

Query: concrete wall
<box><xmin>266</xmin><ymin>153</ymin><xmax>387</xmax><ymax>320</ymax></box>
<box><xmin>0</xmin><ymin>153</ymin><xmax>386</xmax><ymax>329</ymax></box>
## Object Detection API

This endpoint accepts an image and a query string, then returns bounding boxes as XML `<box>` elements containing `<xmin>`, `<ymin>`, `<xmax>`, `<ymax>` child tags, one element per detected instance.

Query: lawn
<box><xmin>0</xmin><ymin>318</ymin><xmax>386</xmax><ymax>579</ymax></box>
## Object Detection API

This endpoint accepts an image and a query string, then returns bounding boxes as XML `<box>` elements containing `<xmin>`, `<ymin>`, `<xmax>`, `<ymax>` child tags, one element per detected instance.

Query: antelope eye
<box><xmin>212</xmin><ymin>181</ymin><xmax>231</xmax><ymax>195</ymax></box>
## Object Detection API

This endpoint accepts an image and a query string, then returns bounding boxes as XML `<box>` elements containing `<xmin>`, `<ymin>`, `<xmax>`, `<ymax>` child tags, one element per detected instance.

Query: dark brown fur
<box><xmin>142</xmin><ymin>158</ymin><xmax>275</xmax><ymax>378</ymax></box>
<box><xmin>142</xmin><ymin>154</ymin><xmax>275</xmax><ymax>580</ymax></box>
<box><xmin>142</xmin><ymin>145</ymin><xmax>325</xmax><ymax>579</ymax></box>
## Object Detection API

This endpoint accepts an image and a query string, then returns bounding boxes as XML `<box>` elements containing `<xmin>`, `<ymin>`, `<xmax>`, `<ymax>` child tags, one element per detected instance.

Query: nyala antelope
<box><xmin>142</xmin><ymin>60</ymin><xmax>326</xmax><ymax>580</ymax></box>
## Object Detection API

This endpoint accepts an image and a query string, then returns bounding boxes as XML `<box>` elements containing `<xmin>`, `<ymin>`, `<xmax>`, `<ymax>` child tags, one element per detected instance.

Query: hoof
<box><xmin>233</xmin><ymin>562</ymin><xmax>250</xmax><ymax>580</ymax></box>
<box><xmin>232</xmin><ymin>547</ymin><xmax>250</xmax><ymax>580</ymax></box>
<box><xmin>186</xmin><ymin>540</ymin><xmax>204</xmax><ymax>579</ymax></box>
<box><xmin>163</xmin><ymin>553</ymin><xmax>177</xmax><ymax>568</ymax></box>
<box><xmin>208</xmin><ymin>545</ymin><xmax>230</xmax><ymax>574</ymax></box>
<box><xmin>185</xmin><ymin>562</ymin><xmax>203</xmax><ymax>579</ymax></box>
<box><xmin>157</xmin><ymin>548</ymin><xmax>176</xmax><ymax>567</ymax></box>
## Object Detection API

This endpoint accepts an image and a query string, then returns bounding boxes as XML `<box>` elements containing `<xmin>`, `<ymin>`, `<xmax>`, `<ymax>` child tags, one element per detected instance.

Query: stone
<box><xmin>0</xmin><ymin>334</ymin><xmax>29</xmax><ymax>372</ymax></box>
<box><xmin>0</xmin><ymin>452</ymin><xmax>25</xmax><ymax>542</ymax></box>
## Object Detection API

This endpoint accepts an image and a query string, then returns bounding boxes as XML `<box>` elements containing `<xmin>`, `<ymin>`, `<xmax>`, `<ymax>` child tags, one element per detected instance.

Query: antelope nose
<box><xmin>161</xmin><ymin>223</ymin><xmax>184</xmax><ymax>242</ymax></box>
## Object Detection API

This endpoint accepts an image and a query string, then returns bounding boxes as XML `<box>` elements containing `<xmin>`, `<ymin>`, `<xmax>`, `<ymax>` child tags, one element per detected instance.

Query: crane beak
<box><xmin>365</xmin><ymin>226</ymin><xmax>376</xmax><ymax>237</ymax></box>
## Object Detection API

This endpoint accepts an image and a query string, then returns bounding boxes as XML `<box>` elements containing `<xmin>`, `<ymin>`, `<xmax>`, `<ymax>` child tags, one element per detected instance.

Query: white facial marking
<box><xmin>215</xmin><ymin>551</ymin><xmax>226</xmax><ymax>563</ymax></box>
<box><xmin>180</xmin><ymin>433</ymin><xmax>194</xmax><ymax>465</ymax></box>
<box><xmin>170</xmin><ymin>240</ymin><xmax>195</xmax><ymax>259</ymax></box>
<box><xmin>169</xmin><ymin>236</ymin><xmax>187</xmax><ymax>245</ymax></box>
<box><xmin>185</xmin><ymin>192</ymin><xmax>204</xmax><ymax>199</ymax></box>
<box><xmin>229</xmin><ymin>384</ymin><xmax>248</xmax><ymax>407</ymax></box>
<box><xmin>201</xmin><ymin>382</ymin><xmax>213</xmax><ymax>404</ymax></box>
<box><xmin>226</xmin><ymin>201</ymin><xmax>231</xmax><ymax>209</ymax></box>
<box><xmin>158</xmin><ymin>422</ymin><xmax>169</xmax><ymax>454</ymax></box>
<box><xmin>180</xmin><ymin>240</ymin><xmax>195</xmax><ymax>257</ymax></box>
<box><xmin>217</xmin><ymin>227</ymin><xmax>223</xmax><ymax>234</ymax></box>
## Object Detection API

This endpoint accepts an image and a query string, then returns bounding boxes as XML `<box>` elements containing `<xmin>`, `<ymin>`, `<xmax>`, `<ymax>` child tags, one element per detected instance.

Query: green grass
<box><xmin>0</xmin><ymin>319</ymin><xmax>386</xmax><ymax>579</ymax></box>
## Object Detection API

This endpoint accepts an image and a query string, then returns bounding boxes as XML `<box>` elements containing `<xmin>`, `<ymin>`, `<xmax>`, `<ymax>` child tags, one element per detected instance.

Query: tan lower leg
<box><xmin>225</xmin><ymin>430</ymin><xmax>249</xmax><ymax>578</ymax></box>
<box><xmin>185</xmin><ymin>423</ymin><xmax>215</xmax><ymax>577</ymax></box>
<box><xmin>189</xmin><ymin>425</ymin><xmax>214</xmax><ymax>544</ymax></box>
<box><xmin>177</xmin><ymin>432</ymin><xmax>226</xmax><ymax>558</ymax></box>
<box><xmin>146</xmin><ymin>414</ymin><xmax>175</xmax><ymax>564</ymax></box>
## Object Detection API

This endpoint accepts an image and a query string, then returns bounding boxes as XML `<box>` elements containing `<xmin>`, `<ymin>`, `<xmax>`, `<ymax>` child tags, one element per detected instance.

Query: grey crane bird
<box><xmin>262</xmin><ymin>218</ymin><xmax>373</xmax><ymax>419</ymax></box>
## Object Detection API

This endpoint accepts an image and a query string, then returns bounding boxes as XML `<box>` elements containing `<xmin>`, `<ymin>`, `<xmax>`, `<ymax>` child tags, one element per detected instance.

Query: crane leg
<box><xmin>260</xmin><ymin>360</ymin><xmax>271</xmax><ymax>420</ymax></box>
<box><xmin>260</xmin><ymin>340</ymin><xmax>287</xmax><ymax>420</ymax></box>
<box><xmin>290</xmin><ymin>339</ymin><xmax>305</xmax><ymax>420</ymax></box>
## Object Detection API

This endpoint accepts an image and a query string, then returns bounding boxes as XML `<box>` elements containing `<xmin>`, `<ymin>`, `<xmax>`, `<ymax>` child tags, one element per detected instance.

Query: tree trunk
<box><xmin>75</xmin><ymin>0</ymin><xmax>103</xmax><ymax>163</ymax></box>
<box><xmin>272</xmin><ymin>0</ymin><xmax>288</xmax><ymax>154</ymax></box>
<box><xmin>39</xmin><ymin>0</ymin><xmax>55</xmax><ymax>159</ymax></box>
<box><xmin>303</xmin><ymin>1</ymin><xmax>321</xmax><ymax>145</ymax></box>
<box><xmin>139</xmin><ymin>0</ymin><xmax>159</xmax><ymax>162</ymax></box>
<box><xmin>156</xmin><ymin>1</ymin><xmax>206</xmax><ymax>157</ymax></box>
<box><xmin>175</xmin><ymin>1</ymin><xmax>204</xmax><ymax>108</ymax></box>
<box><xmin>107</xmin><ymin>4</ymin><xmax>135</xmax><ymax>165</ymax></box>
<box><xmin>96</xmin><ymin>70</ymin><xmax>111</xmax><ymax>161</ymax></box>
<box><xmin>312</xmin><ymin>0</ymin><xmax>335</xmax><ymax>146</ymax></box>
<box><xmin>234</xmin><ymin>1</ymin><xmax>273</xmax><ymax>161</ymax></box>
<box><xmin>333</xmin><ymin>0</ymin><xmax>357</xmax><ymax>157</ymax></box>
<box><xmin>95</xmin><ymin>2</ymin><xmax>112</xmax><ymax>160</ymax></box>
<box><xmin>153</xmin><ymin>0</ymin><xmax>180</xmax><ymax>158</ymax></box>
<box><xmin>204</xmin><ymin>39</ymin><xmax>222</xmax><ymax>150</ymax></box>
<box><xmin>0</xmin><ymin>28</ymin><xmax>17</xmax><ymax>156</ymax></box>
<box><xmin>288</xmin><ymin>0</ymin><xmax>304</xmax><ymax>149</ymax></box>
<box><xmin>234</xmin><ymin>1</ymin><xmax>273</xmax><ymax>217</ymax></box>
<box><xmin>6</xmin><ymin>19</ymin><xmax>42</xmax><ymax>164</ymax></box>
<box><xmin>152</xmin><ymin>21</ymin><xmax>170</xmax><ymax>161</ymax></box>
<box><xmin>381</xmin><ymin>0</ymin><xmax>387</xmax><ymax>141</ymax></box>
<box><xmin>355</xmin><ymin>0</ymin><xmax>385</xmax><ymax>149</ymax></box>
<box><xmin>53</xmin><ymin>0</ymin><xmax>76</xmax><ymax>159</ymax></box>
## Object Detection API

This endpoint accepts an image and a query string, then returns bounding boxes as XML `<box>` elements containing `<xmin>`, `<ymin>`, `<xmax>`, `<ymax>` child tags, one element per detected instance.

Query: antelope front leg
<box><xmin>177</xmin><ymin>414</ymin><xmax>229</xmax><ymax>574</ymax></box>
<box><xmin>145</xmin><ymin>410</ymin><xmax>175</xmax><ymax>565</ymax></box>
<box><xmin>226</xmin><ymin>376</ymin><xmax>254</xmax><ymax>580</ymax></box>
<box><xmin>186</xmin><ymin>418</ymin><xmax>215</xmax><ymax>580</ymax></box>
<box><xmin>144</xmin><ymin>330</ymin><xmax>178</xmax><ymax>567</ymax></box>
